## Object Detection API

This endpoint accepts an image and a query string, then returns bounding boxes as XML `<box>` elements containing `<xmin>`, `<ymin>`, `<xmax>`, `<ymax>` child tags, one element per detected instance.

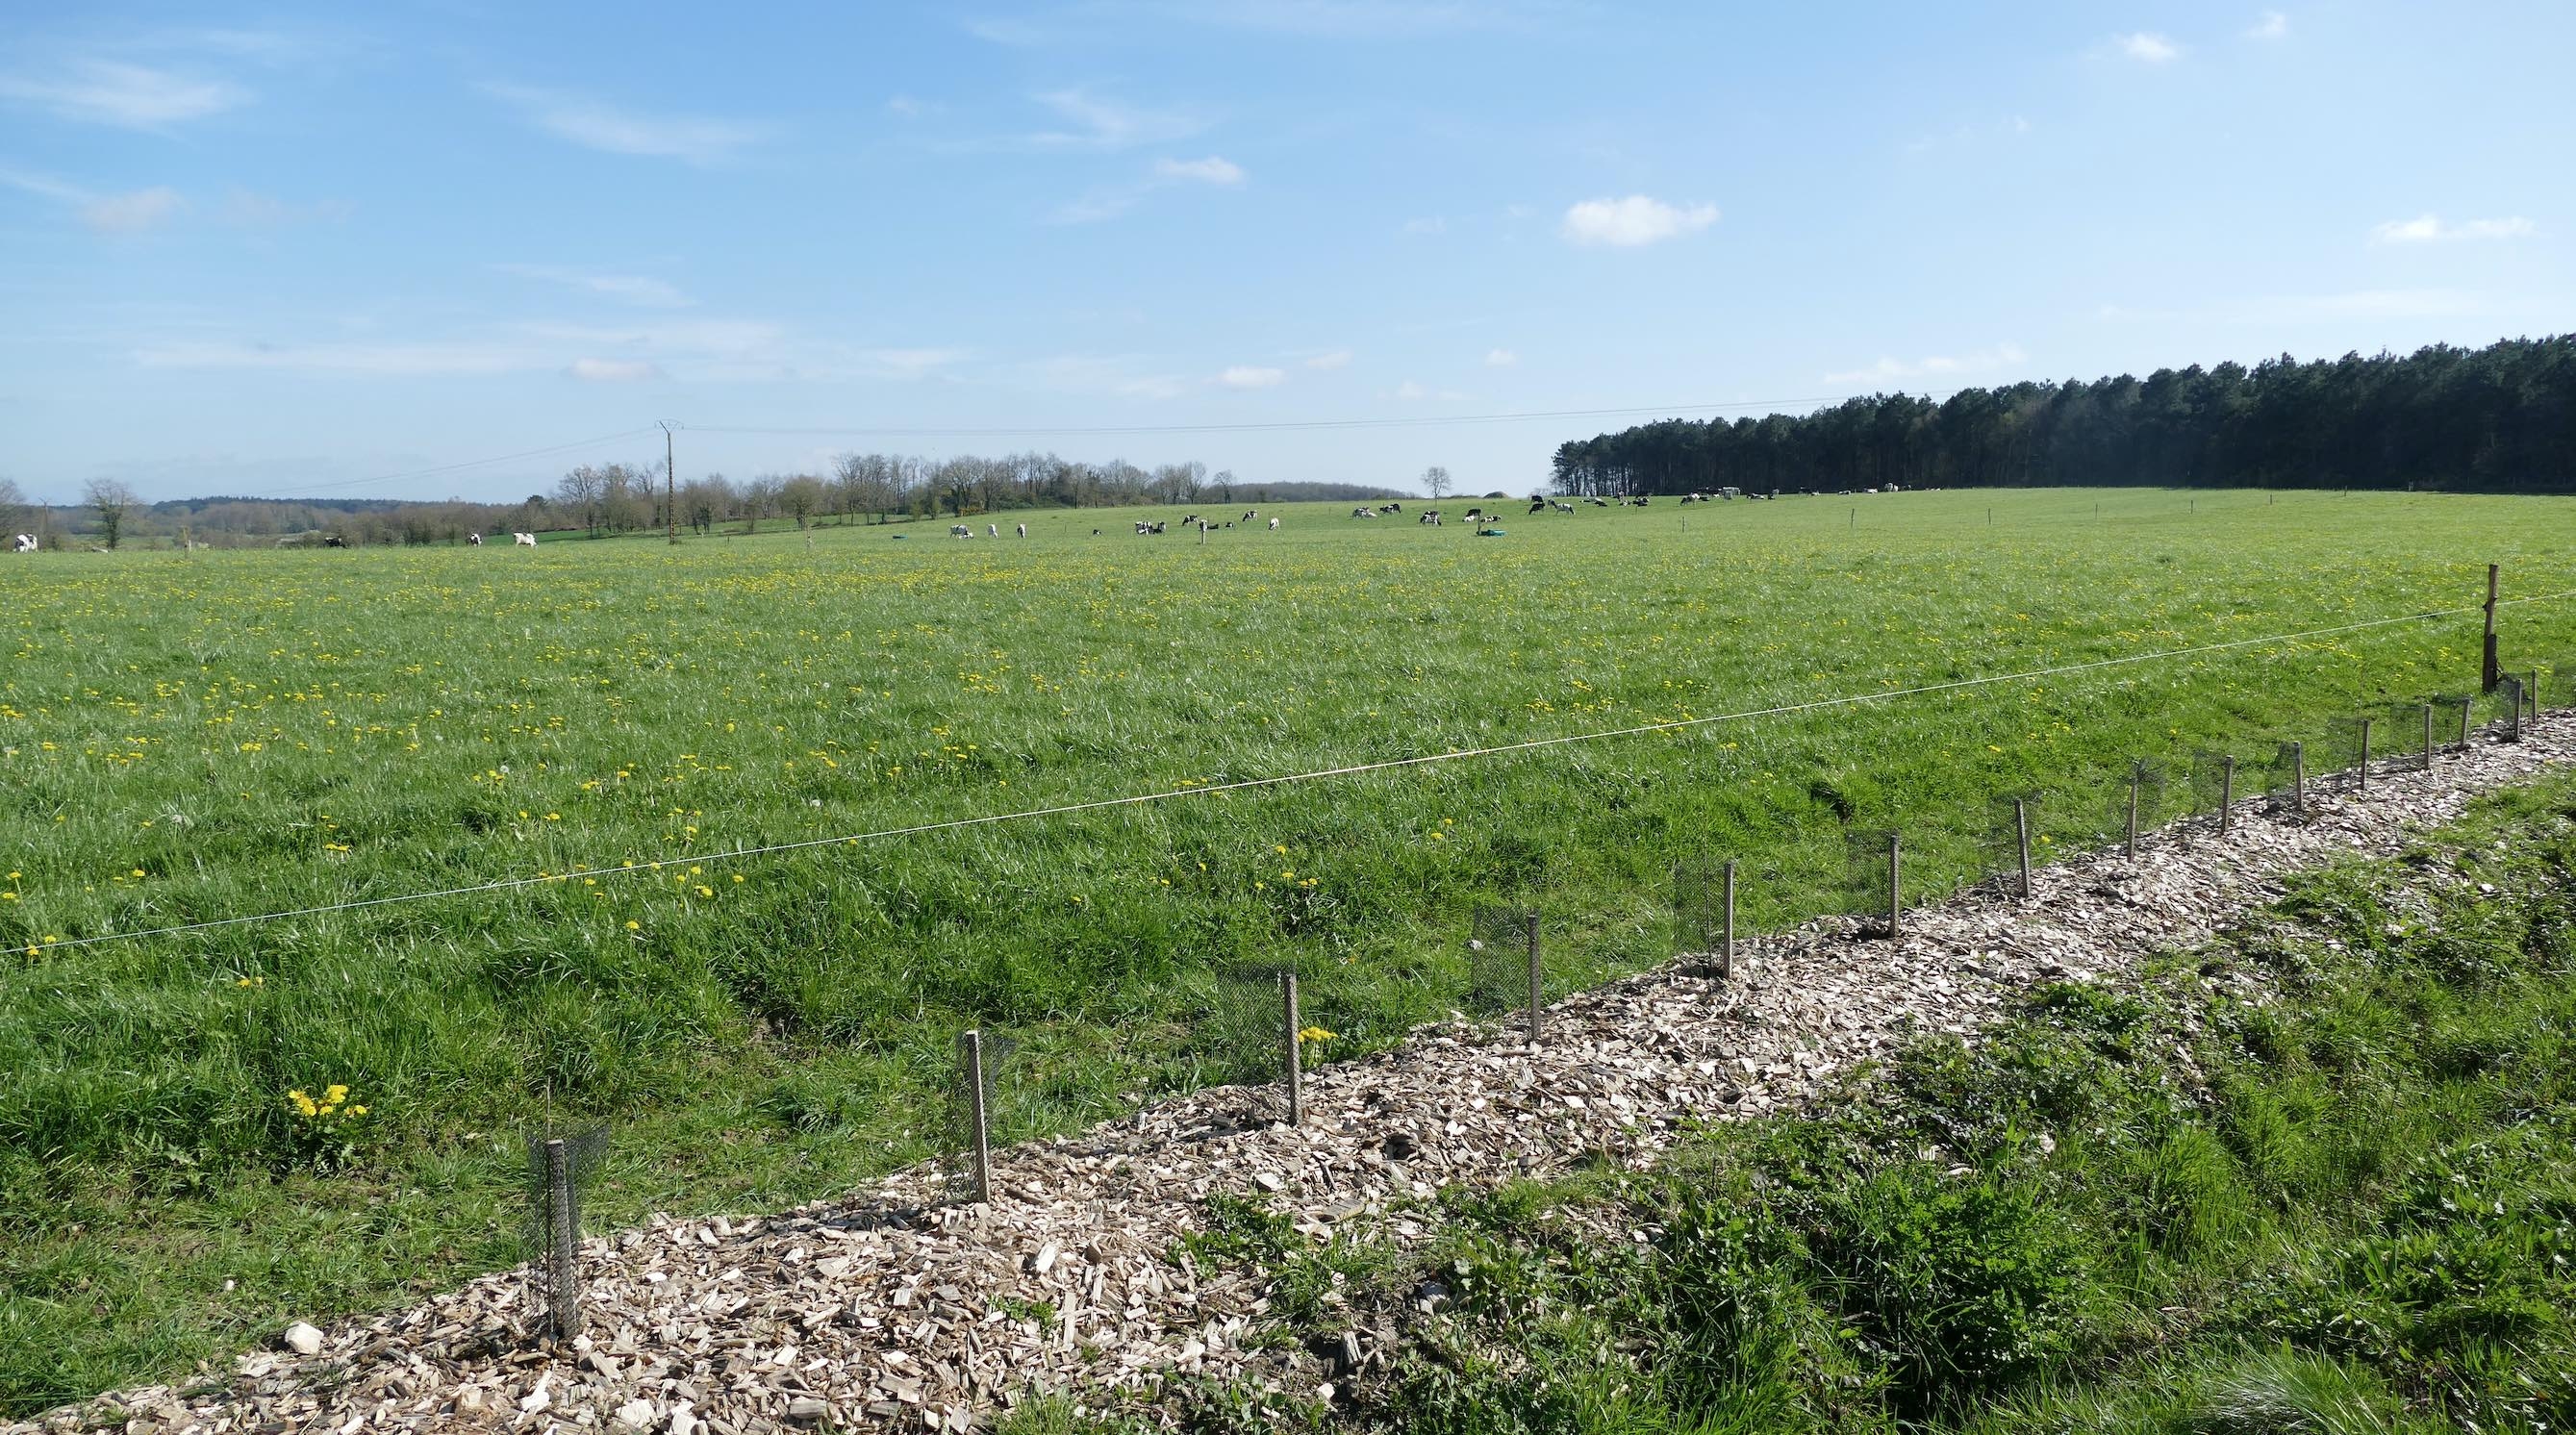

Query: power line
<box><xmin>30</xmin><ymin>592</ymin><xmax>2562</xmax><ymax>957</ymax></box>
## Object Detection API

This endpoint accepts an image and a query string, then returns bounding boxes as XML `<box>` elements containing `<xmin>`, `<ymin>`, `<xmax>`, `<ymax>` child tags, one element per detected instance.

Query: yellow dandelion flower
<box><xmin>624</xmin><ymin>919</ymin><xmax>641</xmax><ymax>930</ymax></box>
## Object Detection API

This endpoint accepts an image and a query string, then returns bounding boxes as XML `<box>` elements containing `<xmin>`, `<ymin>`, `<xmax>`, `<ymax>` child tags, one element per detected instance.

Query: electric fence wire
<box><xmin>28</xmin><ymin>590</ymin><xmax>2572</xmax><ymax>955</ymax></box>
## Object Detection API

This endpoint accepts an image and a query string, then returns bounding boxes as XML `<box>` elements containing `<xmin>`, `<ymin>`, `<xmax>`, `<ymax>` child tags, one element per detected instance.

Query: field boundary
<box><xmin>18</xmin><ymin>711</ymin><xmax>2570</xmax><ymax>1434</ymax></box>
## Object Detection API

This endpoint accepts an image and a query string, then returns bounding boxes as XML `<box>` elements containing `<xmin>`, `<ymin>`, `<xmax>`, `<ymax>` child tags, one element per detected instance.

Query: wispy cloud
<box><xmin>1052</xmin><ymin>153</ymin><xmax>1247</xmax><ymax>223</ymax></box>
<box><xmin>1036</xmin><ymin>353</ymin><xmax>1189</xmax><ymax>400</ymax></box>
<box><xmin>2371</xmin><ymin>213</ymin><xmax>2535</xmax><ymax>244</ymax></box>
<box><xmin>1484</xmin><ymin>347</ymin><xmax>1518</xmax><ymax>366</ymax></box>
<box><xmin>220</xmin><ymin>189</ymin><xmax>352</xmax><ymax>227</ymax></box>
<box><xmin>134</xmin><ymin>340</ymin><xmax>535</xmax><ymax>376</ymax></box>
<box><xmin>567</xmin><ymin>357</ymin><xmax>665</xmax><ymax>383</ymax></box>
<box><xmin>1</xmin><ymin>166</ymin><xmax>188</xmax><ymax>233</ymax></box>
<box><xmin>498</xmin><ymin>263</ymin><xmax>693</xmax><ymax>308</ymax></box>
<box><xmin>81</xmin><ymin>187</ymin><xmax>186</xmax><ymax>234</ymax></box>
<box><xmin>0</xmin><ymin>59</ymin><xmax>247</xmax><ymax>128</ymax></box>
<box><xmin>1400</xmin><ymin>215</ymin><xmax>1447</xmax><ymax>236</ymax></box>
<box><xmin>1028</xmin><ymin>88</ymin><xmax>1201</xmax><ymax>149</ymax></box>
<box><xmin>1560</xmin><ymin>194</ymin><xmax>1718</xmax><ymax>247</ymax></box>
<box><xmin>2097</xmin><ymin>290</ymin><xmax>2494</xmax><ymax>323</ymax></box>
<box><xmin>2115</xmin><ymin>31</ymin><xmax>2184</xmax><ymax>63</ymax></box>
<box><xmin>1302</xmin><ymin>349</ymin><xmax>1352</xmax><ymax>369</ymax></box>
<box><xmin>1154</xmin><ymin>155</ymin><xmax>1245</xmax><ymax>185</ymax></box>
<box><xmin>483</xmin><ymin>84</ymin><xmax>764</xmax><ymax>164</ymax></box>
<box><xmin>1216</xmin><ymin>365</ymin><xmax>1286</xmax><ymax>389</ymax></box>
<box><xmin>1823</xmin><ymin>342</ymin><xmax>2026</xmax><ymax>388</ymax></box>
<box><xmin>1091</xmin><ymin>2</ymin><xmax>1562</xmax><ymax>40</ymax></box>
<box><xmin>2245</xmin><ymin>10</ymin><xmax>2289</xmax><ymax>39</ymax></box>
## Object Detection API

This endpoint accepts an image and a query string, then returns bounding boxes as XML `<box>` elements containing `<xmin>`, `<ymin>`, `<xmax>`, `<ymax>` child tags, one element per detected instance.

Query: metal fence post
<box><xmin>2459</xmin><ymin>698</ymin><xmax>2473</xmax><ymax>751</ymax></box>
<box><xmin>2290</xmin><ymin>742</ymin><xmax>2306</xmax><ymax>818</ymax></box>
<box><xmin>1282</xmin><ymin>972</ymin><xmax>1303</xmax><ymax>1127</ymax></box>
<box><xmin>1886</xmin><ymin>832</ymin><xmax>1903</xmax><ymax>939</ymax></box>
<box><xmin>2126</xmin><ymin>765</ymin><xmax>2141</xmax><ymax>858</ymax></box>
<box><xmin>2358</xmin><ymin>717</ymin><xmax>2372</xmax><ymax>794</ymax></box>
<box><xmin>961</xmin><ymin>1030</ymin><xmax>993</xmax><ymax>1205</ymax></box>
<box><xmin>2423</xmin><ymin>702</ymin><xmax>2436</xmax><ymax>769</ymax></box>
<box><xmin>2013</xmin><ymin>797</ymin><xmax>2033</xmax><ymax>898</ymax></box>
<box><xmin>2218</xmin><ymin>757</ymin><xmax>2235</xmax><ymax>837</ymax></box>
<box><xmin>543</xmin><ymin>1138</ymin><xmax>580</xmax><ymax>1342</ymax></box>
<box><xmin>1721</xmin><ymin>859</ymin><xmax>1737</xmax><ymax>981</ymax></box>
<box><xmin>1524</xmin><ymin>912</ymin><xmax>1542</xmax><ymax>1044</ymax></box>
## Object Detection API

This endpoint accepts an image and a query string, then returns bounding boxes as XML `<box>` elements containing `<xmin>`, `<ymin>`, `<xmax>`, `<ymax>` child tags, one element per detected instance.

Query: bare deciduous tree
<box><xmin>1422</xmin><ymin>466</ymin><xmax>1453</xmax><ymax>500</ymax></box>
<box><xmin>84</xmin><ymin>477</ymin><xmax>139</xmax><ymax>549</ymax></box>
<box><xmin>0</xmin><ymin>476</ymin><xmax>26</xmax><ymax>538</ymax></box>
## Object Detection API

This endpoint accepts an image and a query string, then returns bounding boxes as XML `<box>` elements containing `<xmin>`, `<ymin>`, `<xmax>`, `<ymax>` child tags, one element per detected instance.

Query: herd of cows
<box><xmin>5</xmin><ymin>491</ymin><xmax>1809</xmax><ymax>557</ymax></box>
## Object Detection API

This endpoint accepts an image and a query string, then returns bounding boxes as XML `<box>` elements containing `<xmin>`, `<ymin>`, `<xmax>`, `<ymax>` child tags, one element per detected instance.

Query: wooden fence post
<box><xmin>1282</xmin><ymin>972</ymin><xmax>1303</xmax><ymax>1127</ymax></box>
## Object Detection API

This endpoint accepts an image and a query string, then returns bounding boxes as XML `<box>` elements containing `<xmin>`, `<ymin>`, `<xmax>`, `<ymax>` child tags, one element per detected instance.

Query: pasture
<box><xmin>3</xmin><ymin>487</ymin><xmax>2573</xmax><ymax>1407</ymax></box>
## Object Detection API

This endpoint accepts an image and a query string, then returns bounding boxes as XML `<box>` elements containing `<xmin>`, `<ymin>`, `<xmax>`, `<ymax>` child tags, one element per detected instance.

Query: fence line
<box><xmin>24</xmin><ymin>590</ymin><xmax>2576</xmax><ymax>957</ymax></box>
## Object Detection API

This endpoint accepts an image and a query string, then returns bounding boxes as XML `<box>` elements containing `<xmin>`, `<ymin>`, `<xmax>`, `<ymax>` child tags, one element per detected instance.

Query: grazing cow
<box><xmin>1552</xmin><ymin>500</ymin><xmax>1576</xmax><ymax>513</ymax></box>
<box><xmin>1351</xmin><ymin>507</ymin><xmax>1377</xmax><ymax>518</ymax></box>
<box><xmin>1420</xmin><ymin>510</ymin><xmax>1441</xmax><ymax>525</ymax></box>
<box><xmin>1528</xmin><ymin>499</ymin><xmax>1546</xmax><ymax>515</ymax></box>
<box><xmin>1150</xmin><ymin>521</ymin><xmax>1168</xmax><ymax>535</ymax></box>
<box><xmin>514</xmin><ymin>532</ymin><xmax>538</xmax><ymax>546</ymax></box>
<box><xmin>1383</xmin><ymin>501</ymin><xmax>1401</xmax><ymax>514</ymax></box>
<box><xmin>1243</xmin><ymin>510</ymin><xmax>1258</xmax><ymax>523</ymax></box>
<box><xmin>323</xmin><ymin>535</ymin><xmax>347</xmax><ymax>548</ymax></box>
<box><xmin>952</xmin><ymin>524</ymin><xmax>973</xmax><ymax>538</ymax></box>
<box><xmin>1267</xmin><ymin>516</ymin><xmax>1279</xmax><ymax>531</ymax></box>
<box><xmin>467</xmin><ymin>532</ymin><xmax>483</xmax><ymax>545</ymax></box>
<box><xmin>11</xmin><ymin>533</ymin><xmax>36</xmax><ymax>553</ymax></box>
<box><xmin>1016</xmin><ymin>523</ymin><xmax>1027</xmax><ymax>538</ymax></box>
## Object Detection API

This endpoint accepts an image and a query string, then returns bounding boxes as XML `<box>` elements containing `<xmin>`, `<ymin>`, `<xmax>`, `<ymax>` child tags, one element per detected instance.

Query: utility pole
<box><xmin>660</xmin><ymin>419</ymin><xmax>681</xmax><ymax>545</ymax></box>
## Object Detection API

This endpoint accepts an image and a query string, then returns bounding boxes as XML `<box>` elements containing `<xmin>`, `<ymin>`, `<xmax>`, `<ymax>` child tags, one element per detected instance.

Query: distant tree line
<box><xmin>1553</xmin><ymin>336</ymin><xmax>2576</xmax><ymax>497</ymax></box>
<box><xmin>1</xmin><ymin>453</ymin><xmax>1412</xmax><ymax>550</ymax></box>
<box><xmin>554</xmin><ymin>453</ymin><xmax>1408</xmax><ymax>538</ymax></box>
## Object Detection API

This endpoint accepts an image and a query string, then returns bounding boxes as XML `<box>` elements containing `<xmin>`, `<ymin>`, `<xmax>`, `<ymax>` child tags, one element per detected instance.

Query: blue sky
<box><xmin>3</xmin><ymin>1</ymin><xmax>2570</xmax><ymax>503</ymax></box>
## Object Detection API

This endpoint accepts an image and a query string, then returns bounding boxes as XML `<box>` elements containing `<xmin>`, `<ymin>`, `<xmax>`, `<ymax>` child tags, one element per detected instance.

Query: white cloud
<box><xmin>79</xmin><ymin>186</ymin><xmax>185</xmax><ymax>233</ymax></box>
<box><xmin>221</xmin><ymin>189</ymin><xmax>351</xmax><ymax>227</ymax></box>
<box><xmin>1053</xmin><ymin>152</ymin><xmax>1246</xmax><ymax>223</ymax></box>
<box><xmin>1028</xmin><ymin>88</ymin><xmax>1200</xmax><ymax>149</ymax></box>
<box><xmin>1036</xmin><ymin>353</ymin><xmax>1188</xmax><ymax>400</ymax></box>
<box><xmin>1401</xmin><ymin>215</ymin><xmax>1447</xmax><ymax>236</ymax></box>
<box><xmin>0</xmin><ymin>165</ymin><xmax>86</xmax><ymax>203</ymax></box>
<box><xmin>567</xmin><ymin>357</ymin><xmax>665</xmax><ymax>383</ymax></box>
<box><xmin>134</xmin><ymin>340</ymin><xmax>535</xmax><ymax>376</ymax></box>
<box><xmin>0</xmin><ymin>60</ymin><xmax>247</xmax><ymax>128</ymax></box>
<box><xmin>1823</xmin><ymin>343</ymin><xmax>2027</xmax><ymax>388</ymax></box>
<box><xmin>1484</xmin><ymin>347</ymin><xmax>1518</xmax><ymax>367</ymax></box>
<box><xmin>1217</xmin><ymin>365</ymin><xmax>1286</xmax><ymax>389</ymax></box>
<box><xmin>498</xmin><ymin>263</ymin><xmax>692</xmax><ymax>307</ymax></box>
<box><xmin>858</xmin><ymin>347</ymin><xmax>969</xmax><ymax>377</ymax></box>
<box><xmin>2115</xmin><ymin>32</ymin><xmax>2184</xmax><ymax>62</ymax></box>
<box><xmin>2371</xmin><ymin>213</ymin><xmax>2535</xmax><ymax>244</ymax></box>
<box><xmin>887</xmin><ymin>94</ymin><xmax>924</xmax><ymax>117</ymax></box>
<box><xmin>1560</xmin><ymin>194</ymin><xmax>1719</xmax><ymax>247</ymax></box>
<box><xmin>1155</xmin><ymin>155</ymin><xmax>1245</xmax><ymax>185</ymax></box>
<box><xmin>2245</xmin><ymin>10</ymin><xmax>2289</xmax><ymax>39</ymax></box>
<box><xmin>483</xmin><ymin>84</ymin><xmax>762</xmax><ymax>164</ymax></box>
<box><xmin>2097</xmin><ymin>290</ymin><xmax>2494</xmax><ymax>323</ymax></box>
<box><xmin>1303</xmin><ymin>349</ymin><xmax>1352</xmax><ymax>369</ymax></box>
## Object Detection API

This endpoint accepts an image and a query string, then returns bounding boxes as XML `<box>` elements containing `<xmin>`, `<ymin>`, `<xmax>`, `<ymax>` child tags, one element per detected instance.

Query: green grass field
<box><xmin>3</xmin><ymin>487</ymin><xmax>2573</xmax><ymax>1409</ymax></box>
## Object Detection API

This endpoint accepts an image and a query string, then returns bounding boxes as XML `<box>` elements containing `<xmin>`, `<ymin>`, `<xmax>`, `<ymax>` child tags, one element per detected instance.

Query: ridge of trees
<box><xmin>2</xmin><ymin>458</ymin><xmax>1409</xmax><ymax>549</ymax></box>
<box><xmin>1553</xmin><ymin>336</ymin><xmax>2576</xmax><ymax>497</ymax></box>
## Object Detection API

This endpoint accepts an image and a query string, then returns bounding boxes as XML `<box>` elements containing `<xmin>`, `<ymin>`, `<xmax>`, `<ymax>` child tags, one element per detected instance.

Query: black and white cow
<box><xmin>11</xmin><ymin>534</ymin><xmax>36</xmax><ymax>554</ymax></box>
